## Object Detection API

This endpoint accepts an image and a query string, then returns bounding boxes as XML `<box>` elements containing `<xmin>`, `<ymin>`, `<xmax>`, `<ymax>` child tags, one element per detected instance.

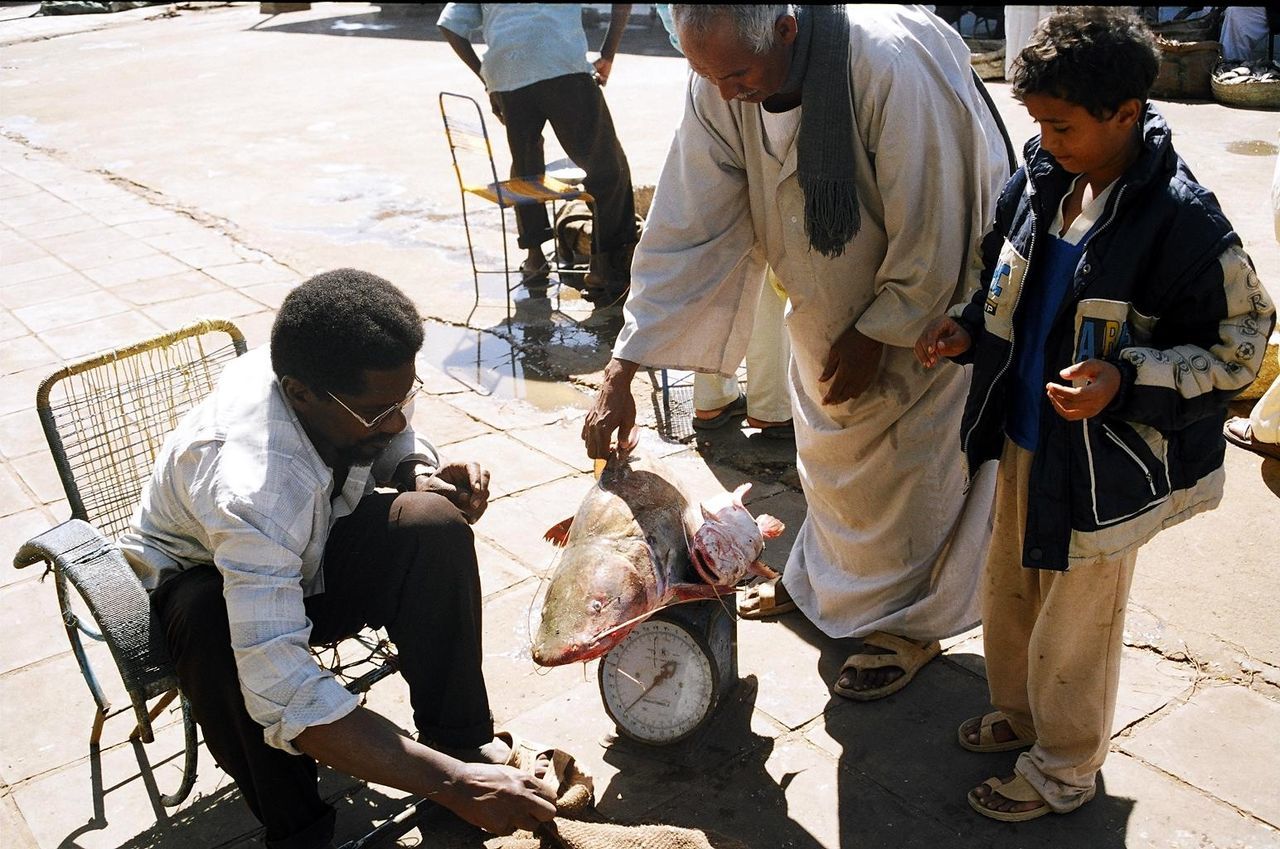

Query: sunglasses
<box><xmin>327</xmin><ymin>375</ymin><xmax>423</xmax><ymax>430</ymax></box>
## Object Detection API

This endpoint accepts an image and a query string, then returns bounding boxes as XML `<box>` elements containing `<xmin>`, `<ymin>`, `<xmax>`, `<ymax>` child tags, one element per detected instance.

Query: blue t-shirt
<box><xmin>437</xmin><ymin>4</ymin><xmax>595</xmax><ymax>94</ymax></box>
<box><xmin>1005</xmin><ymin>233</ymin><xmax>1087</xmax><ymax>451</ymax></box>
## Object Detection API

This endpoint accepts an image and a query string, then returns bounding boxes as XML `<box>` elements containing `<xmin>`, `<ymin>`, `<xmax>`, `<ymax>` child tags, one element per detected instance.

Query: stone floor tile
<box><xmin>75</xmin><ymin>197</ymin><xmax>173</xmax><ymax>227</ymax></box>
<box><xmin>0</xmin><ymin>309</ymin><xmax>27</xmax><ymax>343</ymax></box>
<box><xmin>441</xmin><ymin>432</ymin><xmax>575</xmax><ymax>499</ymax></box>
<box><xmin>9</xmin><ymin>213</ymin><xmax>101</xmax><ymax>240</ymax></box>
<box><xmin>0</xmin><ymin>194</ymin><xmax>82</xmax><ymax>229</ymax></box>
<box><xmin>507</xmin><ymin>416</ymin><xmax>597</xmax><ymax>475</ymax></box>
<box><xmin>202</xmin><ymin>261</ymin><xmax>298</xmax><ymax>288</ymax></box>
<box><xmin>0</xmin><ymin>651</ymin><xmax>123</xmax><ymax>785</ymax></box>
<box><xmin>13</xmin><ymin>289</ymin><xmax>132</xmax><ymax>334</ymax></box>
<box><xmin>236</xmin><ymin>279</ymin><xmax>297</xmax><ymax>310</ymax></box>
<box><xmin>479</xmin><ymin>578</ymin><xmax>598</xmax><ymax>726</ymax></box>
<box><xmin>0</xmin><ymin>791</ymin><xmax>39</xmax><ymax>849</ymax></box>
<box><xmin>110</xmin><ymin>269</ymin><xmax>225</xmax><ymax>306</ymax></box>
<box><xmin>82</xmin><ymin>253</ymin><xmax>191</xmax><ymax>288</ymax></box>
<box><xmin>1</xmin><ymin>255</ymin><xmax>72</xmax><ymax>286</ymax></box>
<box><xmin>0</xmin><ymin>508</ymin><xmax>55</xmax><ymax>589</ymax></box>
<box><xmin>230</xmin><ymin>308</ymin><xmax>275</xmax><ymax>349</ymax></box>
<box><xmin>0</xmin><ymin>366</ymin><xmax>46</xmax><ymax>419</ymax></box>
<box><xmin>476</xmin><ymin>537</ymin><xmax>535</xmax><ymax>600</ymax></box>
<box><xmin>8</xmin><ymin>450</ymin><xmax>62</xmax><ymax>505</ymax></box>
<box><xmin>1119</xmin><ymin>684</ymin><xmax>1280</xmax><ymax>825</ymax></box>
<box><xmin>447</xmin><ymin>390</ymin><xmax>586</xmax><ymax>432</ymax></box>
<box><xmin>652</xmin><ymin>732</ymin><xmax>954</xmax><ymax>849</ymax></box>
<box><xmin>36</xmin><ymin>311</ymin><xmax>163</xmax><ymax>361</ymax></box>
<box><xmin>0</xmin><ymin>406</ymin><xmax>46</xmax><ymax>458</ymax></box>
<box><xmin>141</xmin><ymin>289</ymin><xmax>265</xmax><ymax>330</ymax></box>
<box><xmin>0</xmin><ymin>462</ymin><xmax>36</xmax><ymax>516</ymax></box>
<box><xmin>140</xmin><ymin>228</ymin><xmax>236</xmax><ymax>254</ymax></box>
<box><xmin>475</xmin><ymin>475</ymin><xmax>595</xmax><ymax>574</ymax></box>
<box><xmin>0</xmin><ymin>578</ymin><xmax>71</xmax><ymax>674</ymax></box>
<box><xmin>10</xmin><ymin>720</ymin><xmax>265</xmax><ymax>849</ymax></box>
<box><xmin>0</xmin><ymin>239</ymin><xmax>49</xmax><ymax>267</ymax></box>
<box><xmin>0</xmin><ymin>270</ymin><xmax>99</xmax><ymax>312</ymax></box>
<box><xmin>739</xmin><ymin>613</ymin><xmax>852</xmax><ymax>732</ymax></box>
<box><xmin>36</xmin><ymin>232</ymin><xmax>158</xmax><ymax>273</ymax></box>
<box><xmin>167</xmin><ymin>243</ymin><xmax>247</xmax><ymax>271</ymax></box>
<box><xmin>1110</xmin><ymin>648</ymin><xmax>1196</xmax><ymax>735</ymax></box>
<box><xmin>0</xmin><ymin>175</ymin><xmax>39</xmax><ymax>200</ymax></box>
<box><xmin>0</xmin><ymin>334</ymin><xmax>57</xmax><ymax>378</ymax></box>
<box><xmin>408</xmin><ymin>394</ymin><xmax>491</xmax><ymax>447</ymax></box>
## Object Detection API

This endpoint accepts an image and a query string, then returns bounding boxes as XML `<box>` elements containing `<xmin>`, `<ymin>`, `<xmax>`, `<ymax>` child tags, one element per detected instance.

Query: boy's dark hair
<box><xmin>1011</xmin><ymin>7</ymin><xmax>1161</xmax><ymax>120</ymax></box>
<box><xmin>270</xmin><ymin>268</ymin><xmax>423</xmax><ymax>395</ymax></box>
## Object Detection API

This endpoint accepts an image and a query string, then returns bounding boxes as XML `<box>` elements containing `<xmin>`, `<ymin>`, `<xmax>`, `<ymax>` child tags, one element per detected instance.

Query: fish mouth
<box><xmin>531</xmin><ymin>625</ymin><xmax>636</xmax><ymax>667</ymax></box>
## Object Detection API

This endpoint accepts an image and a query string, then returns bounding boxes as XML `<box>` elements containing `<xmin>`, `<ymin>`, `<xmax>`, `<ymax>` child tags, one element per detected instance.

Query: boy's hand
<box><xmin>914</xmin><ymin>316</ymin><xmax>972</xmax><ymax>368</ymax></box>
<box><xmin>1046</xmin><ymin>359</ymin><xmax>1121</xmax><ymax>420</ymax></box>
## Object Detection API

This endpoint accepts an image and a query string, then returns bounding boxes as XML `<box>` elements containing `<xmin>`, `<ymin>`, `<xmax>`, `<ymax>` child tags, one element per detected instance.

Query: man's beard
<box><xmin>337</xmin><ymin>435</ymin><xmax>393</xmax><ymax>467</ymax></box>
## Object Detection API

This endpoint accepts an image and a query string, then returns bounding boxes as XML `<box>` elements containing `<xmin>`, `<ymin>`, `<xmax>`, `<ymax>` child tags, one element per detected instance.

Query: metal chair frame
<box><xmin>439</xmin><ymin>91</ymin><xmax>594</xmax><ymax>323</ymax></box>
<box><xmin>11</xmin><ymin>320</ymin><xmax>397</xmax><ymax>813</ymax></box>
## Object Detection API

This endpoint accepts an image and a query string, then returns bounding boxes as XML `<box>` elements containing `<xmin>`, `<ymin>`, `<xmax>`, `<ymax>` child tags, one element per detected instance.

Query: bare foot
<box><xmin>970</xmin><ymin>775</ymin><xmax>1047</xmax><ymax>816</ymax></box>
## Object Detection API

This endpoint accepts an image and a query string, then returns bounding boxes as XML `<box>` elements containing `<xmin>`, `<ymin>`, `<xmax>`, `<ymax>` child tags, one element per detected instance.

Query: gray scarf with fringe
<box><xmin>776</xmin><ymin>5</ymin><xmax>858</xmax><ymax>258</ymax></box>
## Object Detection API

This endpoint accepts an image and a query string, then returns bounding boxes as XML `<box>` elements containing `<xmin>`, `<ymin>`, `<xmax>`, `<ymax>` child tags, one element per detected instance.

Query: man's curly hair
<box><xmin>1011</xmin><ymin>7</ymin><xmax>1161</xmax><ymax>120</ymax></box>
<box><xmin>270</xmin><ymin>268</ymin><xmax>423</xmax><ymax>395</ymax></box>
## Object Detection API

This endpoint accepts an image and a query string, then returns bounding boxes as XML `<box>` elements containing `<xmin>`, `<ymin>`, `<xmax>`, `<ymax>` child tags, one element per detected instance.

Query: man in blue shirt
<box><xmin>439</xmin><ymin>4</ymin><xmax>637</xmax><ymax>305</ymax></box>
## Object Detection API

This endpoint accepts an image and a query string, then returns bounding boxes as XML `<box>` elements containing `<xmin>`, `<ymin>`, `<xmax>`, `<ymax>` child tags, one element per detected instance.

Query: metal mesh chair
<box><xmin>439</xmin><ymin>91</ymin><xmax>594</xmax><ymax>322</ymax></box>
<box><xmin>10</xmin><ymin>320</ymin><xmax>399</xmax><ymax>812</ymax></box>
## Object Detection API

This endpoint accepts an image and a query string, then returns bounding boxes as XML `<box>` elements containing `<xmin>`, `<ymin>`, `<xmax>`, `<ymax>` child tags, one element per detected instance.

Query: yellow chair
<box><xmin>439</xmin><ymin>91</ymin><xmax>594</xmax><ymax>322</ymax></box>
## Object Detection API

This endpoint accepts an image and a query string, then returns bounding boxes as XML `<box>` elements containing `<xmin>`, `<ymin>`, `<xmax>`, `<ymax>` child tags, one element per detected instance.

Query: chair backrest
<box><xmin>439</xmin><ymin>91</ymin><xmax>505</xmax><ymax>197</ymax></box>
<box><xmin>35</xmin><ymin>320</ymin><xmax>247</xmax><ymax>541</ymax></box>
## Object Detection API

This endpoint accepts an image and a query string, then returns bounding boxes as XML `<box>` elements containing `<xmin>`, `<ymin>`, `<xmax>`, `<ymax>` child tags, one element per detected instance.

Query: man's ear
<box><xmin>776</xmin><ymin>13</ymin><xmax>798</xmax><ymax>47</ymax></box>
<box><xmin>280</xmin><ymin>375</ymin><xmax>319</xmax><ymax>409</ymax></box>
<box><xmin>1114</xmin><ymin>98</ymin><xmax>1143</xmax><ymax>130</ymax></box>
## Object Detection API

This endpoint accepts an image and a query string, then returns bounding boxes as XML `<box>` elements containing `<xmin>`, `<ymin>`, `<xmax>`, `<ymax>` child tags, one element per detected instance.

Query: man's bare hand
<box><xmin>419</xmin><ymin>461</ymin><xmax>491</xmax><ymax>523</ymax></box>
<box><xmin>914</xmin><ymin>316</ymin><xmax>972</xmax><ymax>368</ymax></box>
<box><xmin>488</xmin><ymin>92</ymin><xmax>505</xmax><ymax>125</ymax></box>
<box><xmin>583</xmin><ymin>359</ymin><xmax>640</xmax><ymax>459</ymax></box>
<box><xmin>820</xmin><ymin>323</ymin><xmax>884</xmax><ymax>405</ymax></box>
<box><xmin>593</xmin><ymin>56</ymin><xmax>613</xmax><ymax>86</ymax></box>
<box><xmin>440</xmin><ymin>762</ymin><xmax>557</xmax><ymax>835</ymax></box>
<box><xmin>1046</xmin><ymin>359</ymin><xmax>1121</xmax><ymax>421</ymax></box>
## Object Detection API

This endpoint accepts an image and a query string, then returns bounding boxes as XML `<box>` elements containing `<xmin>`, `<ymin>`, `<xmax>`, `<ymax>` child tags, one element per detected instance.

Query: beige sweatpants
<box><xmin>982</xmin><ymin>440</ymin><xmax>1137</xmax><ymax>813</ymax></box>
<box><xmin>693</xmin><ymin>268</ymin><xmax>792</xmax><ymax>423</ymax></box>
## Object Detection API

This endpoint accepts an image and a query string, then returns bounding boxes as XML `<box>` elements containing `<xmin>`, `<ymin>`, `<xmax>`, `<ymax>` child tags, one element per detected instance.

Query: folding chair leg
<box><xmin>460</xmin><ymin>193</ymin><xmax>482</xmax><ymax>318</ymax></box>
<box><xmin>499</xmin><ymin>205</ymin><xmax>514</xmax><ymax>325</ymax></box>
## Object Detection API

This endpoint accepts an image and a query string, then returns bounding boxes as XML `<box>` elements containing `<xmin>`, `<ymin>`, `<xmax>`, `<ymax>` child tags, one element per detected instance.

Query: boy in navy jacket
<box><xmin>915</xmin><ymin>8</ymin><xmax>1274</xmax><ymax>821</ymax></box>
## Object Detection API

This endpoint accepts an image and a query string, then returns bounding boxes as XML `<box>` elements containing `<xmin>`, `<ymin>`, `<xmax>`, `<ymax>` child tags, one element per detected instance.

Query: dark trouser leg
<box><xmin>540</xmin><ymin>74</ymin><xmax>635</xmax><ymax>254</ymax></box>
<box><xmin>494</xmin><ymin>87</ymin><xmax>553</xmax><ymax>250</ymax></box>
<box><xmin>153</xmin><ymin>568</ymin><xmax>335</xmax><ymax>849</ymax></box>
<box><xmin>308</xmin><ymin>490</ymin><xmax>494</xmax><ymax>748</ymax></box>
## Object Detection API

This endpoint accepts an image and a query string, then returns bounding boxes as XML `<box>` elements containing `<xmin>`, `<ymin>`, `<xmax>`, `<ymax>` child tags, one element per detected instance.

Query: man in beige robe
<box><xmin>584</xmin><ymin>5</ymin><xmax>1009</xmax><ymax>699</ymax></box>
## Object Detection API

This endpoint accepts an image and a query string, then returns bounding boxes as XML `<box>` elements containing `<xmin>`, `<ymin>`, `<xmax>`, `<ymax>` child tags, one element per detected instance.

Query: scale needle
<box><xmin>624</xmin><ymin>660</ymin><xmax>677</xmax><ymax>714</ymax></box>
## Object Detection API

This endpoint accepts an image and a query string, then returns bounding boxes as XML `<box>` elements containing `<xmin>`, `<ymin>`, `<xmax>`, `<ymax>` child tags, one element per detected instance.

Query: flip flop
<box><xmin>755</xmin><ymin>420</ymin><xmax>794</xmax><ymax>441</ymax></box>
<box><xmin>496</xmin><ymin>731</ymin><xmax>594</xmax><ymax>811</ymax></box>
<box><xmin>737</xmin><ymin>576</ymin><xmax>797</xmax><ymax>619</ymax></box>
<box><xmin>832</xmin><ymin>632</ymin><xmax>941</xmax><ymax>702</ymax></box>
<box><xmin>967</xmin><ymin>774</ymin><xmax>1062</xmax><ymax>822</ymax></box>
<box><xmin>957</xmin><ymin>710</ymin><xmax>1037</xmax><ymax>753</ymax></box>
<box><xmin>692</xmin><ymin>395</ymin><xmax>748</xmax><ymax>431</ymax></box>
<box><xmin>1224</xmin><ymin>417</ymin><xmax>1280</xmax><ymax>461</ymax></box>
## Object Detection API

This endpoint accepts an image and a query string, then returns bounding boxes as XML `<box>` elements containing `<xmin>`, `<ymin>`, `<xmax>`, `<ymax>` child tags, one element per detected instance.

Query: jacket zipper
<box><xmin>1101</xmin><ymin>423</ymin><xmax>1157</xmax><ymax>495</ymax></box>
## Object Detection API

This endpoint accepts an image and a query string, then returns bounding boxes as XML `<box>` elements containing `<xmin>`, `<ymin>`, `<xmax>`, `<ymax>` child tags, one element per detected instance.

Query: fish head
<box><xmin>531</xmin><ymin>538</ymin><xmax>657</xmax><ymax>666</ymax></box>
<box><xmin>690</xmin><ymin>483</ymin><xmax>784</xmax><ymax>585</ymax></box>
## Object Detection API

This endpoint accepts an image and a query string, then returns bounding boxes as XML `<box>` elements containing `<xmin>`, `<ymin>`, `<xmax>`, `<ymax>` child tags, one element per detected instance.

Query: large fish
<box><xmin>531</xmin><ymin>453</ymin><xmax>784</xmax><ymax>667</ymax></box>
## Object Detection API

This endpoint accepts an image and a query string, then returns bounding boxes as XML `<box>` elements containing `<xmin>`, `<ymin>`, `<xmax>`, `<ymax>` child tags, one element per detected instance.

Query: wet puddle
<box><xmin>418</xmin><ymin>306</ymin><xmax>622</xmax><ymax>411</ymax></box>
<box><xmin>1225</xmin><ymin>140</ymin><xmax>1278</xmax><ymax>157</ymax></box>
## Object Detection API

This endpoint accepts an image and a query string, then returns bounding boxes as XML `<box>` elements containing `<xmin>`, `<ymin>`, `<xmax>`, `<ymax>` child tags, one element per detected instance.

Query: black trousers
<box><xmin>494</xmin><ymin>72</ymin><xmax>636</xmax><ymax>254</ymax></box>
<box><xmin>152</xmin><ymin>491</ymin><xmax>493</xmax><ymax>849</ymax></box>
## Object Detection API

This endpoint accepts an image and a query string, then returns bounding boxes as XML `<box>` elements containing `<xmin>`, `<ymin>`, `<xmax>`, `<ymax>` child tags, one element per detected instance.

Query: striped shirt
<box><xmin>118</xmin><ymin>348</ymin><xmax>438</xmax><ymax>753</ymax></box>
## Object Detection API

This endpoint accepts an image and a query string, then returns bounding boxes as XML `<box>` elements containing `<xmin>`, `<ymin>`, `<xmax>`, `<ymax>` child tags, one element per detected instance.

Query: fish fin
<box><xmin>756</xmin><ymin>513</ymin><xmax>785</xmax><ymax>539</ymax></box>
<box><xmin>733</xmin><ymin>482</ymin><xmax>752</xmax><ymax>504</ymax></box>
<box><xmin>543</xmin><ymin>517</ymin><xmax>574</xmax><ymax>547</ymax></box>
<box><xmin>748</xmin><ymin>560</ymin><xmax>780</xmax><ymax>580</ymax></box>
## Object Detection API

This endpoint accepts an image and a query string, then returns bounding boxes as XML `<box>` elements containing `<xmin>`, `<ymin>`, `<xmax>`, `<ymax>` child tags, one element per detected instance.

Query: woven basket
<box><xmin>1238</xmin><ymin>343</ymin><xmax>1279</xmax><ymax>402</ymax></box>
<box><xmin>965</xmin><ymin>37</ymin><xmax>1005</xmax><ymax>81</ymax></box>
<box><xmin>1152</xmin><ymin>37</ymin><xmax>1220</xmax><ymax>100</ymax></box>
<box><xmin>1211</xmin><ymin>75</ymin><xmax>1280</xmax><ymax>109</ymax></box>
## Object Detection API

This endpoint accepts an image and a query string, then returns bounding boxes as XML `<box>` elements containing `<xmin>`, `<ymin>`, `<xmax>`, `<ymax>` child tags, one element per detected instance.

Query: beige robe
<box><xmin>615</xmin><ymin>6</ymin><xmax>1009</xmax><ymax>639</ymax></box>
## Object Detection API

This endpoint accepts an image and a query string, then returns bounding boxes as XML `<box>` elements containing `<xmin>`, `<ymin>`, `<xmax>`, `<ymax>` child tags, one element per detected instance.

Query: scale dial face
<box><xmin>599</xmin><ymin>618</ymin><xmax>717</xmax><ymax>745</ymax></box>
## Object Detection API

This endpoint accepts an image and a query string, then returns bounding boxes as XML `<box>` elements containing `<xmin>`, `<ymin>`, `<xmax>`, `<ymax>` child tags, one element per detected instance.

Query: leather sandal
<box><xmin>957</xmin><ymin>710</ymin><xmax>1037</xmax><ymax>753</ymax></box>
<box><xmin>832</xmin><ymin>632</ymin><xmax>940</xmax><ymax>702</ymax></box>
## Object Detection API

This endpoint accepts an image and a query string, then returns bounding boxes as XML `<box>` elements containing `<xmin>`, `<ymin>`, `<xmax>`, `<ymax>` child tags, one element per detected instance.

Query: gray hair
<box><xmin>670</xmin><ymin>4</ymin><xmax>792</xmax><ymax>55</ymax></box>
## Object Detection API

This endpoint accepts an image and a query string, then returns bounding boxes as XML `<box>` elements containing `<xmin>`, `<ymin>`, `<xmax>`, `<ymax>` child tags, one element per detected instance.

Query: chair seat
<box><xmin>465</xmin><ymin>175</ymin><xmax>593</xmax><ymax>208</ymax></box>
